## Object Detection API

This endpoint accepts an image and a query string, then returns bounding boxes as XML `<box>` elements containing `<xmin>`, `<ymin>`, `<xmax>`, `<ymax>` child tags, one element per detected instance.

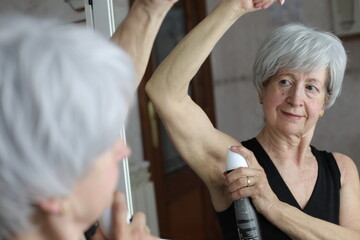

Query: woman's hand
<box><xmin>93</xmin><ymin>192</ymin><xmax>158</xmax><ymax>240</ymax></box>
<box><xmin>224</xmin><ymin>145</ymin><xmax>280</xmax><ymax>215</ymax></box>
<box><xmin>222</xmin><ymin>0</ymin><xmax>284</xmax><ymax>18</ymax></box>
<box><xmin>111</xmin><ymin>0</ymin><xmax>178</xmax><ymax>83</ymax></box>
<box><xmin>253</xmin><ymin>0</ymin><xmax>285</xmax><ymax>9</ymax></box>
<box><xmin>111</xmin><ymin>192</ymin><xmax>157</xmax><ymax>240</ymax></box>
<box><xmin>138</xmin><ymin>0</ymin><xmax>178</xmax><ymax>16</ymax></box>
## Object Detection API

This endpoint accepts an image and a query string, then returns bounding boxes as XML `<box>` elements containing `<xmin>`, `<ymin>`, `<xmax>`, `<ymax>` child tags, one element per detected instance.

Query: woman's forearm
<box><xmin>268</xmin><ymin>201</ymin><xmax>360</xmax><ymax>240</ymax></box>
<box><xmin>146</xmin><ymin>1</ymin><xmax>248</xmax><ymax>102</ymax></box>
<box><xmin>111</xmin><ymin>0</ymin><xmax>176</xmax><ymax>83</ymax></box>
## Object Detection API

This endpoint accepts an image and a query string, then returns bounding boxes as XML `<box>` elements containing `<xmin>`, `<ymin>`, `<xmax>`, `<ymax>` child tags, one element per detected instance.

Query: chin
<box><xmin>279</xmin><ymin>125</ymin><xmax>303</xmax><ymax>136</ymax></box>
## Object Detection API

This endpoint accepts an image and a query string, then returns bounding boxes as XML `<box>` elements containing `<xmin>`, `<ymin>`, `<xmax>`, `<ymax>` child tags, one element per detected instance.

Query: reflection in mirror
<box><xmin>154</xmin><ymin>3</ymin><xmax>189</xmax><ymax>174</ymax></box>
<box><xmin>110</xmin><ymin>0</ymin><xmax>161</xmax><ymax>236</ymax></box>
<box><xmin>85</xmin><ymin>0</ymin><xmax>134</xmax><ymax>216</ymax></box>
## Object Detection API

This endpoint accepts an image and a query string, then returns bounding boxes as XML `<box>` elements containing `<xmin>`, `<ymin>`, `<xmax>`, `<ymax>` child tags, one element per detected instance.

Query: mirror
<box><xmin>84</xmin><ymin>0</ymin><xmax>134</xmax><ymax>215</ymax></box>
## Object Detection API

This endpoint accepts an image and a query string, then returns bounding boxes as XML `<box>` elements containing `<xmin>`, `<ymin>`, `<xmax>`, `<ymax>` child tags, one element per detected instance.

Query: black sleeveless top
<box><xmin>217</xmin><ymin>138</ymin><xmax>341</xmax><ymax>240</ymax></box>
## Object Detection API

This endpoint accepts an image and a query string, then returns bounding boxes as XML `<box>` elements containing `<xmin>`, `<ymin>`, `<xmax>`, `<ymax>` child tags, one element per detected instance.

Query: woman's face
<box><xmin>69</xmin><ymin>139</ymin><xmax>131</xmax><ymax>228</ymax></box>
<box><xmin>260</xmin><ymin>68</ymin><xmax>327</xmax><ymax>137</ymax></box>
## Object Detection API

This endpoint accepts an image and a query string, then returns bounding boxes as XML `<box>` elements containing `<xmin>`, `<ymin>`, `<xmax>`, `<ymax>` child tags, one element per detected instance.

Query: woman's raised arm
<box><xmin>145</xmin><ymin>0</ymin><xmax>281</xmax><ymax>202</ymax></box>
<box><xmin>111</xmin><ymin>0</ymin><xmax>178</xmax><ymax>84</ymax></box>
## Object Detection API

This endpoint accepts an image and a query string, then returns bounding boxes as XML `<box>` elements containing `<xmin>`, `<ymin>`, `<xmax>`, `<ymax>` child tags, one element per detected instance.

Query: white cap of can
<box><xmin>225</xmin><ymin>147</ymin><xmax>248</xmax><ymax>171</ymax></box>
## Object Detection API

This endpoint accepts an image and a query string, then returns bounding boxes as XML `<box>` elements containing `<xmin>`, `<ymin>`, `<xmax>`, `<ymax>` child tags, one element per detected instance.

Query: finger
<box><xmin>131</xmin><ymin>212</ymin><xmax>147</xmax><ymax>231</ymax></box>
<box><xmin>225</xmin><ymin>166</ymin><xmax>260</xmax><ymax>185</ymax></box>
<box><xmin>228</xmin><ymin>176</ymin><xmax>258</xmax><ymax>190</ymax></box>
<box><xmin>253</xmin><ymin>2</ymin><xmax>263</xmax><ymax>9</ymax></box>
<box><xmin>261</xmin><ymin>0</ymin><xmax>277</xmax><ymax>9</ymax></box>
<box><xmin>253</xmin><ymin>0</ymin><xmax>278</xmax><ymax>9</ymax></box>
<box><xmin>261</xmin><ymin>2</ymin><xmax>272</xmax><ymax>9</ymax></box>
<box><xmin>253</xmin><ymin>0</ymin><xmax>261</xmax><ymax>6</ymax></box>
<box><xmin>246</xmin><ymin>176</ymin><xmax>255</xmax><ymax>187</ymax></box>
<box><xmin>92</xmin><ymin>227</ymin><xmax>107</xmax><ymax>240</ymax></box>
<box><xmin>228</xmin><ymin>145</ymin><xmax>250</xmax><ymax>166</ymax></box>
<box><xmin>252</xmin><ymin>0</ymin><xmax>272</xmax><ymax>8</ymax></box>
<box><xmin>230</xmin><ymin>185</ymin><xmax>256</xmax><ymax>201</ymax></box>
<box><xmin>227</xmin><ymin>172</ymin><xmax>259</xmax><ymax>191</ymax></box>
<box><xmin>229</xmin><ymin>145</ymin><xmax>262</xmax><ymax>169</ymax></box>
<box><xmin>225</xmin><ymin>167</ymin><xmax>246</xmax><ymax>184</ymax></box>
<box><xmin>227</xmin><ymin>176</ymin><xmax>248</xmax><ymax>192</ymax></box>
<box><xmin>130</xmin><ymin>212</ymin><xmax>155</xmax><ymax>239</ymax></box>
<box><xmin>111</xmin><ymin>191</ymin><xmax>128</xmax><ymax>238</ymax></box>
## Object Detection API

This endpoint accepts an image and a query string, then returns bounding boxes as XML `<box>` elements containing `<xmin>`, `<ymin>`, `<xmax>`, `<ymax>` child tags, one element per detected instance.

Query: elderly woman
<box><xmin>145</xmin><ymin>0</ymin><xmax>360</xmax><ymax>239</ymax></box>
<box><xmin>0</xmin><ymin>0</ymin><xmax>177</xmax><ymax>239</ymax></box>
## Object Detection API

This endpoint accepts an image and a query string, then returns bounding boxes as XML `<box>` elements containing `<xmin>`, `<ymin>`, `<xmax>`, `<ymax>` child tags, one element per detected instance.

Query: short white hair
<box><xmin>0</xmin><ymin>13</ymin><xmax>135</xmax><ymax>239</ymax></box>
<box><xmin>253</xmin><ymin>23</ymin><xmax>347</xmax><ymax>109</ymax></box>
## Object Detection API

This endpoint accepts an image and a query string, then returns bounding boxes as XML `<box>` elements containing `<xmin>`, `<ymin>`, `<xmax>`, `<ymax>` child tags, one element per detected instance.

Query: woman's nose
<box><xmin>286</xmin><ymin>86</ymin><xmax>304</xmax><ymax>107</ymax></box>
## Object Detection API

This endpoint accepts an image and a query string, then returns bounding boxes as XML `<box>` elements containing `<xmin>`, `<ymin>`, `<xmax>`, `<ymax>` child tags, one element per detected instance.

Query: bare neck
<box><xmin>256</xmin><ymin>127</ymin><xmax>315</xmax><ymax>167</ymax></box>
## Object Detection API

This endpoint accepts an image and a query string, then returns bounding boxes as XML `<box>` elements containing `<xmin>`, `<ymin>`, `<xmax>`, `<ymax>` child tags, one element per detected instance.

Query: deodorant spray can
<box><xmin>226</xmin><ymin>148</ymin><xmax>262</xmax><ymax>240</ymax></box>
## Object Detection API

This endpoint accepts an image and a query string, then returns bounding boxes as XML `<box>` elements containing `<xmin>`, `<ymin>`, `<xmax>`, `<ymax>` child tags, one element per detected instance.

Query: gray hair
<box><xmin>253</xmin><ymin>23</ymin><xmax>347</xmax><ymax>109</ymax></box>
<box><xmin>0</xmin><ymin>14</ymin><xmax>135</xmax><ymax>239</ymax></box>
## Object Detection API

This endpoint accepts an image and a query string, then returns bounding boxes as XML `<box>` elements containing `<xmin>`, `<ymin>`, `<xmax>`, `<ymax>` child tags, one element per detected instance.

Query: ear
<box><xmin>258</xmin><ymin>93</ymin><xmax>263</xmax><ymax>105</ymax></box>
<box><xmin>37</xmin><ymin>198</ymin><xmax>63</xmax><ymax>215</ymax></box>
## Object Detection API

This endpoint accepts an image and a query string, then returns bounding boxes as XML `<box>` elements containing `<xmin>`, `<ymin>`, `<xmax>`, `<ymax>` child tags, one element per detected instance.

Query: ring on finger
<box><xmin>246</xmin><ymin>177</ymin><xmax>251</xmax><ymax>187</ymax></box>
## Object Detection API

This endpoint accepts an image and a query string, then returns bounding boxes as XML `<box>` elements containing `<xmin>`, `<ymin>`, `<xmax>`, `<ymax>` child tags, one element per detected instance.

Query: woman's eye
<box><xmin>279</xmin><ymin>79</ymin><xmax>290</xmax><ymax>85</ymax></box>
<box><xmin>306</xmin><ymin>85</ymin><xmax>319</xmax><ymax>92</ymax></box>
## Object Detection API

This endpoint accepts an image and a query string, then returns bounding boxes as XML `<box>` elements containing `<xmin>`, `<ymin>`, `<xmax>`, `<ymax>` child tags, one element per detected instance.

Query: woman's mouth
<box><xmin>281</xmin><ymin>110</ymin><xmax>303</xmax><ymax>120</ymax></box>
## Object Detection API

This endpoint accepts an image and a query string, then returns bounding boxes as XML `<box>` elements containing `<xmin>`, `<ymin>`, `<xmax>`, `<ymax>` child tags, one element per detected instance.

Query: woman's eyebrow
<box><xmin>277</xmin><ymin>73</ymin><xmax>296</xmax><ymax>79</ymax></box>
<box><xmin>306</xmin><ymin>78</ymin><xmax>322</xmax><ymax>85</ymax></box>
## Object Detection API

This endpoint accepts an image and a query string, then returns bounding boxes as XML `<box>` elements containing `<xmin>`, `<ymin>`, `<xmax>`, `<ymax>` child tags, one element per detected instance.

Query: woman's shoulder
<box><xmin>332</xmin><ymin>152</ymin><xmax>357</xmax><ymax>173</ymax></box>
<box><xmin>332</xmin><ymin>152</ymin><xmax>359</xmax><ymax>187</ymax></box>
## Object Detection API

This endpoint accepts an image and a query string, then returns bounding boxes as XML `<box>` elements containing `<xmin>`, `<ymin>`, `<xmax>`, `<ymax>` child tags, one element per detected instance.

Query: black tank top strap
<box><xmin>307</xmin><ymin>146</ymin><xmax>341</xmax><ymax>223</ymax></box>
<box><xmin>310</xmin><ymin>146</ymin><xmax>341</xmax><ymax>190</ymax></box>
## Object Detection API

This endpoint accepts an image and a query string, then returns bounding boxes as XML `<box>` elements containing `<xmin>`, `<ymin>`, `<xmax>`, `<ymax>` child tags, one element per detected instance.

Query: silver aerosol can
<box><xmin>226</xmin><ymin>148</ymin><xmax>262</xmax><ymax>240</ymax></box>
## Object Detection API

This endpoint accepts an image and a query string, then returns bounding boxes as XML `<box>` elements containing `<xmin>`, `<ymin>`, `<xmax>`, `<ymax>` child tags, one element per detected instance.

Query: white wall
<box><xmin>206</xmin><ymin>0</ymin><xmax>360</xmax><ymax>170</ymax></box>
<box><xmin>0</xmin><ymin>0</ymin><xmax>85</xmax><ymax>22</ymax></box>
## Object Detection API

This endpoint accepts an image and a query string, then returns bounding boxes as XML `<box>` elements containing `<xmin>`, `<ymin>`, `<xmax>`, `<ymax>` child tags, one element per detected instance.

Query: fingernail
<box><xmin>281</xmin><ymin>0</ymin><xmax>285</xmax><ymax>5</ymax></box>
<box><xmin>230</xmin><ymin>146</ymin><xmax>238</xmax><ymax>150</ymax></box>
